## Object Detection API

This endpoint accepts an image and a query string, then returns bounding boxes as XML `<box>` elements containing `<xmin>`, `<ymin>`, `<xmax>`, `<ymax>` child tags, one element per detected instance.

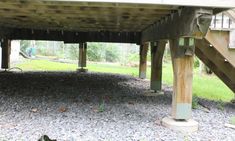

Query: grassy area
<box><xmin>15</xmin><ymin>59</ymin><xmax>234</xmax><ymax>102</ymax></box>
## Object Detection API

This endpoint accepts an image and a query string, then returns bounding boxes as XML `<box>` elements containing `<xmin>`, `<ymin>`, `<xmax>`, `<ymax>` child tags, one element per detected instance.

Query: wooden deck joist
<box><xmin>0</xmin><ymin>27</ymin><xmax>141</xmax><ymax>44</ymax></box>
<box><xmin>0</xmin><ymin>1</ymin><xmax>232</xmax><ymax>44</ymax></box>
<box><xmin>32</xmin><ymin>0</ymin><xmax>235</xmax><ymax>8</ymax></box>
<box><xmin>141</xmin><ymin>7</ymin><xmax>213</xmax><ymax>42</ymax></box>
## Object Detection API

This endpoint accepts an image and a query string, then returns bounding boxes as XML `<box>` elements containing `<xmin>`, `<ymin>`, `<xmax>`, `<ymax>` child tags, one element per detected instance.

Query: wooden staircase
<box><xmin>195</xmin><ymin>30</ymin><xmax>235</xmax><ymax>93</ymax></box>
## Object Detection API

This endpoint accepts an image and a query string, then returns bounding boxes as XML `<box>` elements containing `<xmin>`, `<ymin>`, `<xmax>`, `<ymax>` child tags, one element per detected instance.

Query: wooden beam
<box><xmin>139</xmin><ymin>43</ymin><xmax>149</xmax><ymax>79</ymax></box>
<box><xmin>170</xmin><ymin>37</ymin><xmax>195</xmax><ymax>120</ymax></box>
<box><xmin>195</xmin><ymin>39</ymin><xmax>235</xmax><ymax>92</ymax></box>
<box><xmin>82</xmin><ymin>43</ymin><xmax>87</xmax><ymax>68</ymax></box>
<box><xmin>150</xmin><ymin>41</ymin><xmax>166</xmax><ymax>91</ymax></box>
<box><xmin>40</xmin><ymin>0</ymin><xmax>235</xmax><ymax>8</ymax></box>
<box><xmin>78</xmin><ymin>42</ymin><xmax>87</xmax><ymax>69</ymax></box>
<box><xmin>142</xmin><ymin>7</ymin><xmax>213</xmax><ymax>42</ymax></box>
<box><xmin>205</xmin><ymin>30</ymin><xmax>235</xmax><ymax>67</ymax></box>
<box><xmin>0</xmin><ymin>27</ymin><xmax>141</xmax><ymax>44</ymax></box>
<box><xmin>1</xmin><ymin>39</ymin><xmax>11</xmax><ymax>69</ymax></box>
<box><xmin>78</xmin><ymin>43</ymin><xmax>84</xmax><ymax>68</ymax></box>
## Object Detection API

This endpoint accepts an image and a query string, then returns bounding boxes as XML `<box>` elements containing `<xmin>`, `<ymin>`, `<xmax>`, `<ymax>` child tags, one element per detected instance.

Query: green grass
<box><xmin>15</xmin><ymin>59</ymin><xmax>234</xmax><ymax>102</ymax></box>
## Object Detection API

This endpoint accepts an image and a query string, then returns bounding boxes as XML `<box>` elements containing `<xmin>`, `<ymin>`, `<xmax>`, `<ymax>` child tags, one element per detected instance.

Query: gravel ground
<box><xmin>0</xmin><ymin>72</ymin><xmax>234</xmax><ymax>141</ymax></box>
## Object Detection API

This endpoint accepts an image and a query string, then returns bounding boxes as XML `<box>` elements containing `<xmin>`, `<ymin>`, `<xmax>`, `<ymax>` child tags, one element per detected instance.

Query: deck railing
<box><xmin>210</xmin><ymin>13</ymin><xmax>233</xmax><ymax>30</ymax></box>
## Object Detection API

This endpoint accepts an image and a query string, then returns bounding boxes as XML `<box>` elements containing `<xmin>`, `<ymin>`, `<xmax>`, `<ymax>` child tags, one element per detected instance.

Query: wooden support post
<box><xmin>1</xmin><ymin>39</ymin><xmax>11</xmax><ymax>69</ymax></box>
<box><xmin>78</xmin><ymin>43</ymin><xmax>83</xmax><ymax>68</ymax></box>
<box><xmin>78</xmin><ymin>42</ymin><xmax>88</xmax><ymax>72</ymax></box>
<box><xmin>170</xmin><ymin>37</ymin><xmax>195</xmax><ymax>120</ymax></box>
<box><xmin>150</xmin><ymin>41</ymin><xmax>166</xmax><ymax>92</ymax></box>
<box><xmin>139</xmin><ymin>43</ymin><xmax>149</xmax><ymax>79</ymax></box>
<box><xmin>82</xmin><ymin>43</ymin><xmax>87</xmax><ymax>68</ymax></box>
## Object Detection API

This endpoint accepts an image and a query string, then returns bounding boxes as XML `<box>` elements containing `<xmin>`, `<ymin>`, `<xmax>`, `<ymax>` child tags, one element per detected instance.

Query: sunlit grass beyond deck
<box><xmin>15</xmin><ymin>59</ymin><xmax>234</xmax><ymax>102</ymax></box>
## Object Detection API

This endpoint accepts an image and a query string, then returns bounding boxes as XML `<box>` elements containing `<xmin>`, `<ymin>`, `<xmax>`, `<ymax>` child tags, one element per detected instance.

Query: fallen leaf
<box><xmin>59</xmin><ymin>107</ymin><xmax>67</xmax><ymax>113</ymax></box>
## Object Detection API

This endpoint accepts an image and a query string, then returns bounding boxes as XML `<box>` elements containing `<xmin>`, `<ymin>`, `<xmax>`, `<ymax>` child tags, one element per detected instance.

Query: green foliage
<box><xmin>104</xmin><ymin>44</ymin><xmax>120</xmax><ymax>62</ymax></box>
<box><xmin>87</xmin><ymin>43</ymin><xmax>120</xmax><ymax>62</ymax></box>
<box><xmin>20</xmin><ymin>40</ymin><xmax>31</xmax><ymax>53</ymax></box>
<box><xmin>128</xmin><ymin>53</ymin><xmax>139</xmax><ymax>62</ymax></box>
<box><xmin>192</xmin><ymin>96</ymin><xmax>199</xmax><ymax>109</ymax></box>
<box><xmin>65</xmin><ymin>44</ymin><xmax>79</xmax><ymax>60</ymax></box>
<box><xmin>229</xmin><ymin>116</ymin><xmax>235</xmax><ymax>125</ymax></box>
<box><xmin>87</xmin><ymin>43</ymin><xmax>104</xmax><ymax>61</ymax></box>
<box><xmin>98</xmin><ymin>100</ymin><xmax>105</xmax><ymax>113</ymax></box>
<box><xmin>217</xmin><ymin>100</ymin><xmax>225</xmax><ymax>110</ymax></box>
<box><xmin>194</xmin><ymin>57</ymin><xmax>200</xmax><ymax>68</ymax></box>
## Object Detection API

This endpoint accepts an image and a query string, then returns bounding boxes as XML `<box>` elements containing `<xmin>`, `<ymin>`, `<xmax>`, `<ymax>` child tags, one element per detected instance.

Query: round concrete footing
<box><xmin>162</xmin><ymin>117</ymin><xmax>198</xmax><ymax>133</ymax></box>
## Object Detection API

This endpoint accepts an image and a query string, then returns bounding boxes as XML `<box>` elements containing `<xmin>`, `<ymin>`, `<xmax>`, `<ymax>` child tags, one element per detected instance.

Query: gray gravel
<box><xmin>0</xmin><ymin>72</ymin><xmax>234</xmax><ymax>141</ymax></box>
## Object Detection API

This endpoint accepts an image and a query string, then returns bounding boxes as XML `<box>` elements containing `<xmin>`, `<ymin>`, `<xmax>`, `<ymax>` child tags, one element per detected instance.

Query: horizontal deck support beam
<box><xmin>141</xmin><ymin>7</ymin><xmax>213</xmax><ymax>42</ymax></box>
<box><xmin>40</xmin><ymin>0</ymin><xmax>235</xmax><ymax>8</ymax></box>
<box><xmin>0</xmin><ymin>27</ymin><xmax>141</xmax><ymax>44</ymax></box>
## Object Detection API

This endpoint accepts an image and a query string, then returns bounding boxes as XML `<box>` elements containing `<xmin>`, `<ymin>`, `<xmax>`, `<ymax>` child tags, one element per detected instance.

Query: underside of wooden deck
<box><xmin>0</xmin><ymin>0</ymin><xmax>235</xmax><ymax>132</ymax></box>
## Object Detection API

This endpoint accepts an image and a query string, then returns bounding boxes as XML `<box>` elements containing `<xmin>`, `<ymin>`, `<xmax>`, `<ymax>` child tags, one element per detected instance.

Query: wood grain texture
<box><xmin>0</xmin><ymin>1</ymin><xmax>175</xmax><ymax>32</ymax></box>
<box><xmin>79</xmin><ymin>43</ymin><xmax>84</xmax><ymax>68</ymax></box>
<box><xmin>83</xmin><ymin>43</ymin><xmax>87</xmax><ymax>67</ymax></box>
<box><xmin>0</xmin><ymin>1</ymin><xmax>228</xmax><ymax>35</ymax></box>
<box><xmin>139</xmin><ymin>43</ymin><xmax>149</xmax><ymax>79</ymax></box>
<box><xmin>170</xmin><ymin>39</ymin><xmax>194</xmax><ymax>120</ymax></box>
<box><xmin>150</xmin><ymin>41</ymin><xmax>166</xmax><ymax>91</ymax></box>
<box><xmin>142</xmin><ymin>7</ymin><xmax>213</xmax><ymax>42</ymax></box>
<box><xmin>195</xmin><ymin>36</ymin><xmax>235</xmax><ymax>92</ymax></box>
<box><xmin>0</xmin><ymin>28</ymin><xmax>141</xmax><ymax>44</ymax></box>
<box><xmin>205</xmin><ymin>30</ymin><xmax>235</xmax><ymax>67</ymax></box>
<box><xmin>1</xmin><ymin>39</ymin><xmax>11</xmax><ymax>69</ymax></box>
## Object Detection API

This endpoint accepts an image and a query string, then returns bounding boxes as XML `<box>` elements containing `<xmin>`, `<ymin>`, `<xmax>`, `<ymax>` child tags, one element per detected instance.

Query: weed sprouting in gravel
<box><xmin>217</xmin><ymin>100</ymin><xmax>225</xmax><ymax>111</ymax></box>
<box><xmin>230</xmin><ymin>116</ymin><xmax>235</xmax><ymax>125</ymax></box>
<box><xmin>192</xmin><ymin>96</ymin><xmax>199</xmax><ymax>109</ymax></box>
<box><xmin>98</xmin><ymin>100</ymin><xmax>105</xmax><ymax>112</ymax></box>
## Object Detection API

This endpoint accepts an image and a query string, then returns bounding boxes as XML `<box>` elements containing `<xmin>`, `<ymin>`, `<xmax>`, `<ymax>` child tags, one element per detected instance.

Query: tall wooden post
<box><xmin>78</xmin><ymin>42</ymin><xmax>88</xmax><ymax>72</ymax></box>
<box><xmin>78</xmin><ymin>43</ymin><xmax>84</xmax><ymax>68</ymax></box>
<box><xmin>170</xmin><ymin>37</ymin><xmax>195</xmax><ymax>120</ymax></box>
<box><xmin>150</xmin><ymin>41</ymin><xmax>166</xmax><ymax>92</ymax></box>
<box><xmin>139</xmin><ymin>43</ymin><xmax>149</xmax><ymax>79</ymax></box>
<box><xmin>1</xmin><ymin>39</ymin><xmax>11</xmax><ymax>69</ymax></box>
<box><xmin>82</xmin><ymin>43</ymin><xmax>87</xmax><ymax>68</ymax></box>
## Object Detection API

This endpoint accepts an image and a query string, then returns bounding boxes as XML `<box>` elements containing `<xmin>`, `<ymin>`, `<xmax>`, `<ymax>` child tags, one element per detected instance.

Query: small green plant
<box><xmin>184</xmin><ymin>135</ymin><xmax>189</xmax><ymax>141</ymax></box>
<box><xmin>217</xmin><ymin>100</ymin><xmax>225</xmax><ymax>111</ymax></box>
<box><xmin>98</xmin><ymin>100</ymin><xmax>105</xmax><ymax>112</ymax></box>
<box><xmin>229</xmin><ymin>116</ymin><xmax>235</xmax><ymax>125</ymax></box>
<box><xmin>192</xmin><ymin>96</ymin><xmax>199</xmax><ymax>109</ymax></box>
<box><xmin>131</xmin><ymin>72</ymin><xmax>137</xmax><ymax>77</ymax></box>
